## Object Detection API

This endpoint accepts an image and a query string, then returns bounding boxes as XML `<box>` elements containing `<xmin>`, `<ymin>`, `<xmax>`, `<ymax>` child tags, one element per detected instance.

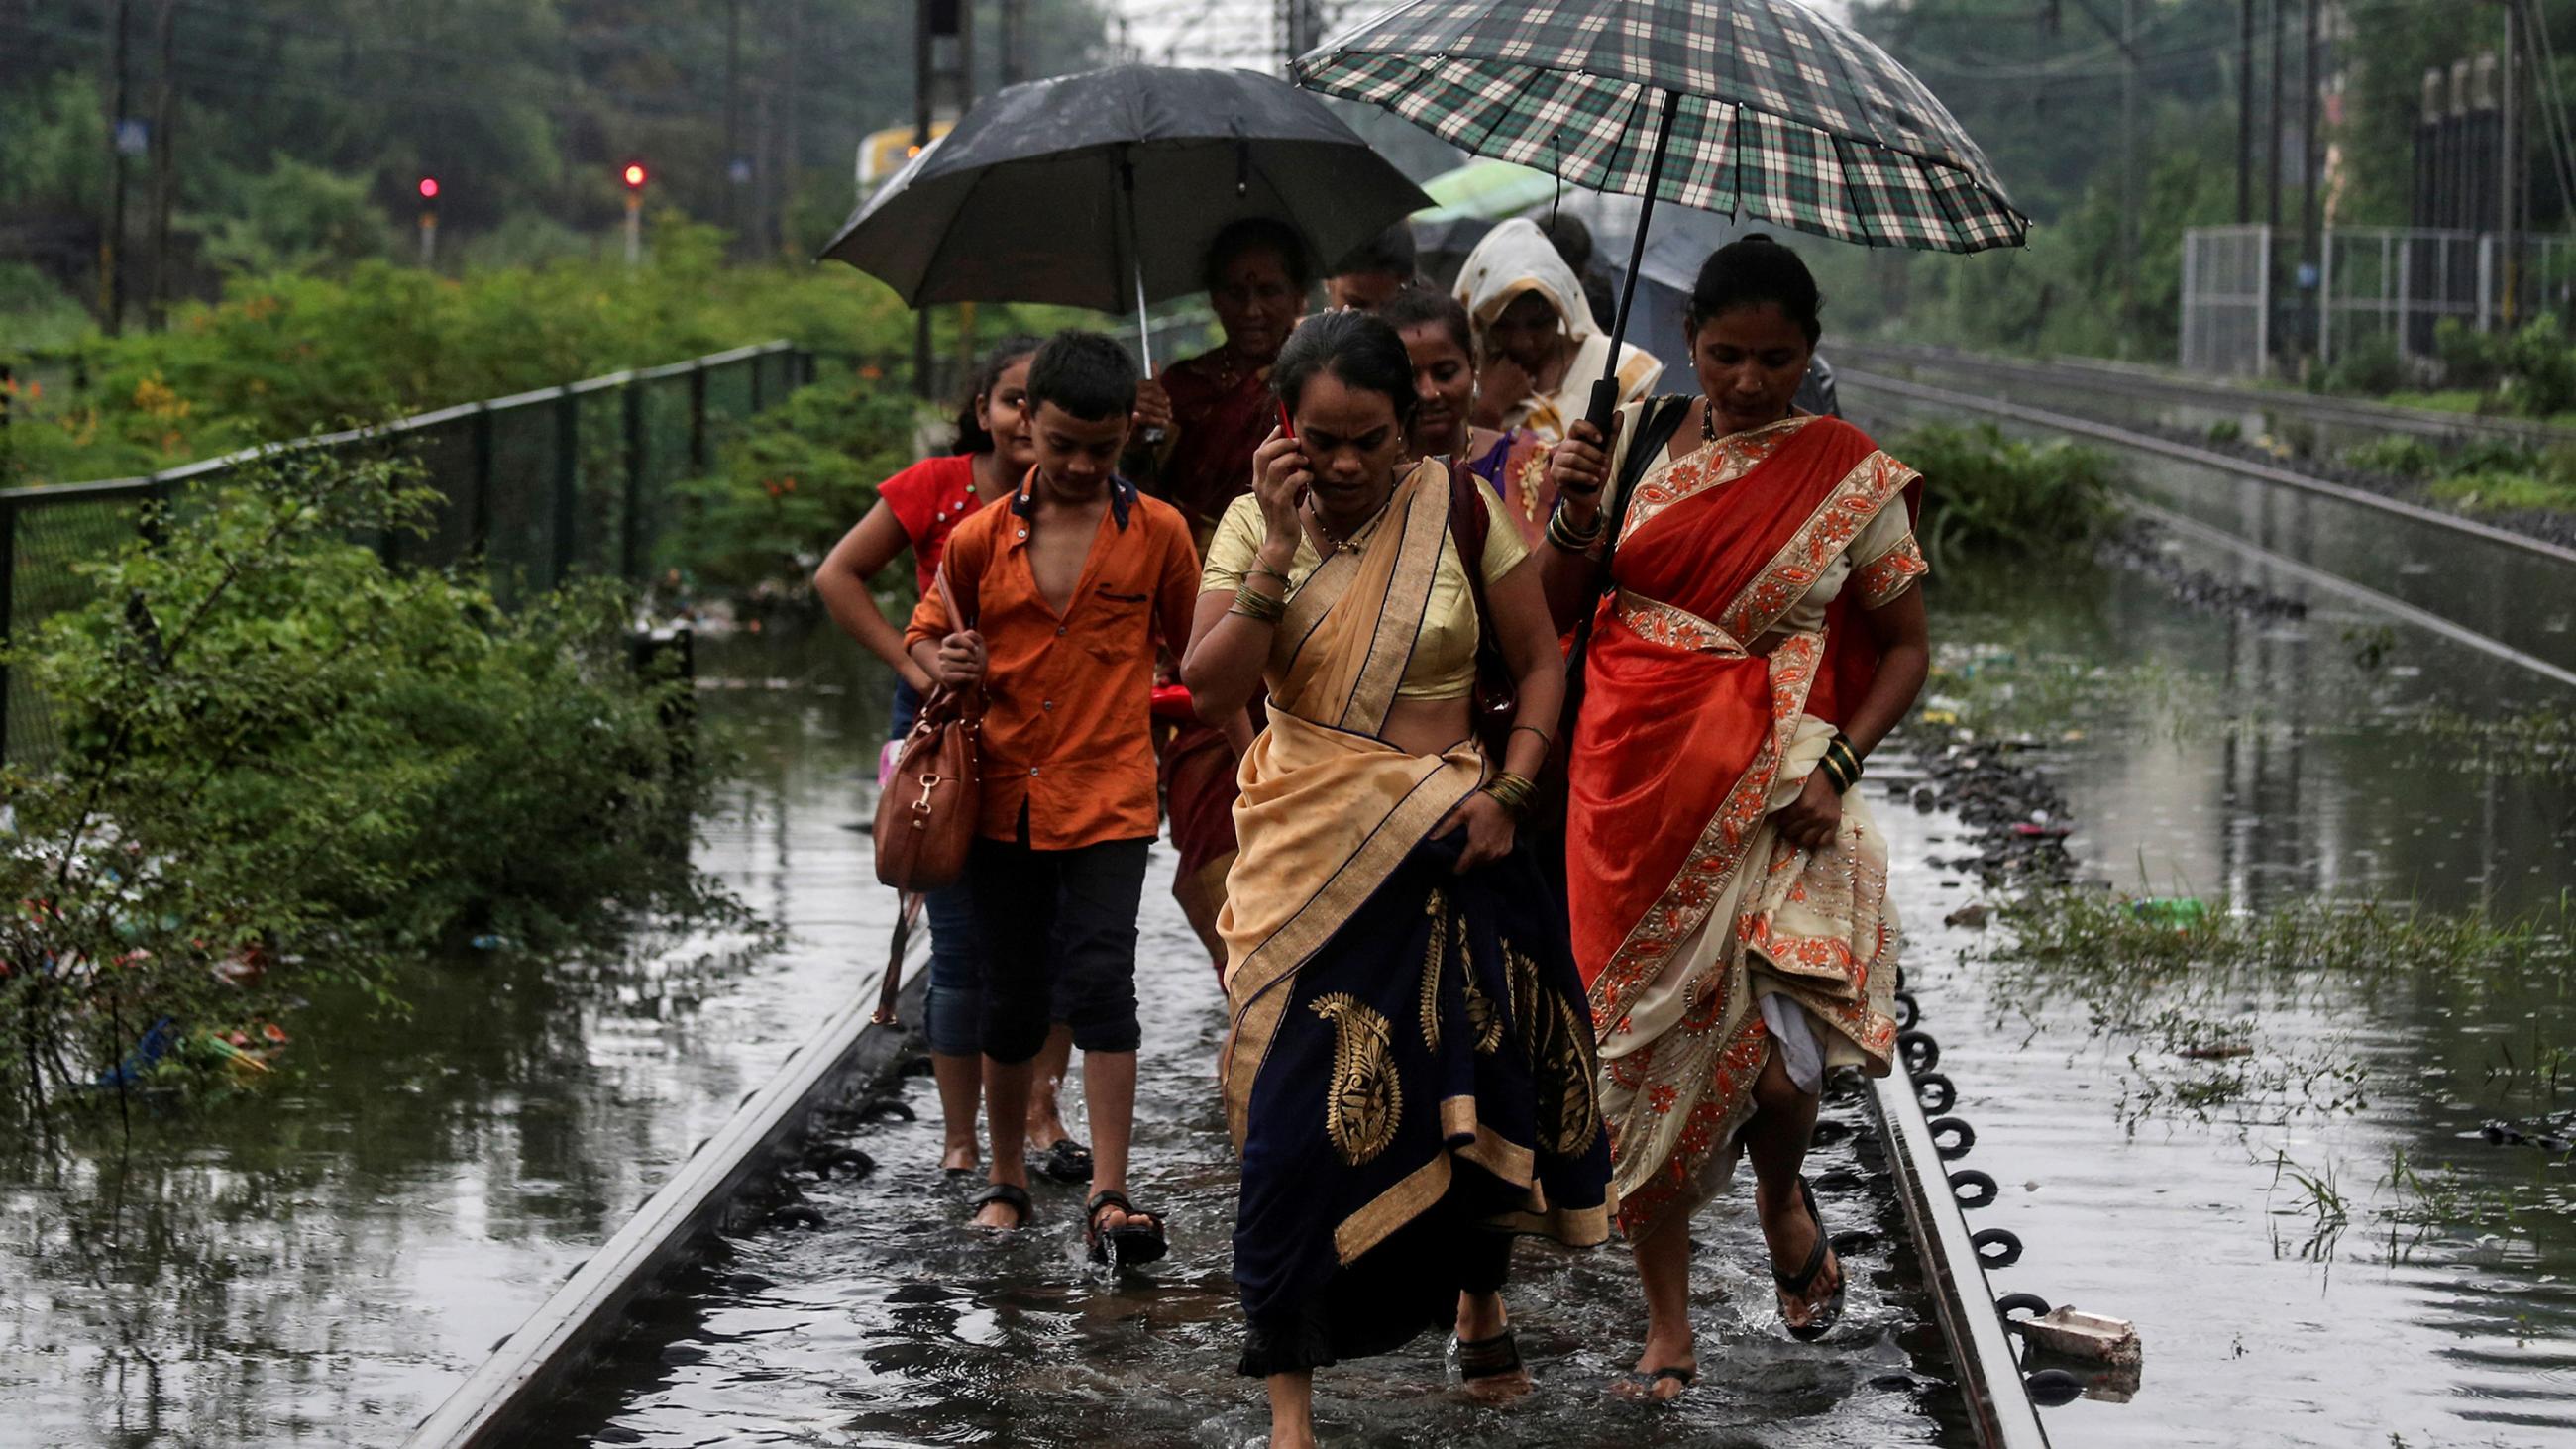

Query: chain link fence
<box><xmin>0</xmin><ymin>341</ymin><xmax>810</xmax><ymax>769</ymax></box>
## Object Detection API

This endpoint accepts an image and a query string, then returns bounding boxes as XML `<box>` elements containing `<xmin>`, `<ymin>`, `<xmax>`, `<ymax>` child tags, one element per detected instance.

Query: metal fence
<box><xmin>0</xmin><ymin>306</ymin><xmax>1222</xmax><ymax>771</ymax></box>
<box><xmin>2179</xmin><ymin>225</ymin><xmax>2275</xmax><ymax>379</ymax></box>
<box><xmin>2183</xmin><ymin>224</ymin><xmax>2576</xmax><ymax>378</ymax></box>
<box><xmin>0</xmin><ymin>340</ymin><xmax>810</xmax><ymax>769</ymax></box>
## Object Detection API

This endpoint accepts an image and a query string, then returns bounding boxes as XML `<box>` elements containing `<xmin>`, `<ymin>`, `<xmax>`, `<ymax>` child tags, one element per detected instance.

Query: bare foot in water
<box><xmin>1454</xmin><ymin>1292</ymin><xmax>1530</xmax><ymax>1399</ymax></box>
<box><xmin>1618</xmin><ymin>1331</ymin><xmax>1696</xmax><ymax>1401</ymax></box>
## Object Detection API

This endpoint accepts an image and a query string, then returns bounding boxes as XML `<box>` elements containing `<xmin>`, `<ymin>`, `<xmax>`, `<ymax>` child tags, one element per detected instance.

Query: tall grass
<box><xmin>1893</xmin><ymin>421</ymin><xmax>2125</xmax><ymax>566</ymax></box>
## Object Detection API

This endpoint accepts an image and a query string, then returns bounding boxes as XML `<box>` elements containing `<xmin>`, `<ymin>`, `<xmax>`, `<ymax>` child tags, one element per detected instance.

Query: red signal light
<box><xmin>418</xmin><ymin>176</ymin><xmax>440</xmax><ymax>201</ymax></box>
<box><xmin>622</xmin><ymin>163</ymin><xmax>648</xmax><ymax>190</ymax></box>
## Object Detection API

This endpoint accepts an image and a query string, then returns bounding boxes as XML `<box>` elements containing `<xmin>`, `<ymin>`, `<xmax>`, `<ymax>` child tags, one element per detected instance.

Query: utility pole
<box><xmin>2267</xmin><ymin>0</ymin><xmax>2284</xmax><ymax>236</ymax></box>
<box><xmin>724</xmin><ymin>0</ymin><xmax>742</xmax><ymax>246</ymax></box>
<box><xmin>2301</xmin><ymin>0</ymin><xmax>2322</xmax><ymax>362</ymax></box>
<box><xmin>2238</xmin><ymin>0</ymin><xmax>2255</xmax><ymax>224</ymax></box>
<box><xmin>999</xmin><ymin>0</ymin><xmax>1026</xmax><ymax>86</ymax></box>
<box><xmin>783</xmin><ymin>0</ymin><xmax>804</xmax><ymax>258</ymax></box>
<box><xmin>102</xmin><ymin>0</ymin><xmax>133</xmax><ymax>336</ymax></box>
<box><xmin>2120</xmin><ymin>0</ymin><xmax>2138</xmax><ymax>330</ymax></box>
<box><xmin>2502</xmin><ymin>0</ymin><xmax>2520</xmax><ymax>325</ymax></box>
<box><xmin>146</xmin><ymin>0</ymin><xmax>175</xmax><ymax>332</ymax></box>
<box><xmin>914</xmin><ymin>0</ymin><xmax>969</xmax><ymax>397</ymax></box>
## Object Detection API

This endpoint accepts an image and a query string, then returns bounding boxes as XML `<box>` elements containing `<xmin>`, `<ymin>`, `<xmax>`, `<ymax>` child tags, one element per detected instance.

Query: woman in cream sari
<box><xmin>1453</xmin><ymin>217</ymin><xmax>1663</xmax><ymax>445</ymax></box>
<box><xmin>1184</xmin><ymin>312</ymin><xmax>1611</xmax><ymax>1449</ymax></box>
<box><xmin>1540</xmin><ymin>237</ymin><xmax>1929</xmax><ymax>1393</ymax></box>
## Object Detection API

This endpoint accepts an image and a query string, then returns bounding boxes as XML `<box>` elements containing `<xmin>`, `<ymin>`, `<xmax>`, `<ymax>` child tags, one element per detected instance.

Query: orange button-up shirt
<box><xmin>904</xmin><ymin>475</ymin><xmax>1201</xmax><ymax>850</ymax></box>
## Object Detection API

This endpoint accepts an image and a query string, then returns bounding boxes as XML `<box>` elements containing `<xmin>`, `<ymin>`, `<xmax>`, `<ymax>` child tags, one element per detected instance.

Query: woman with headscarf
<box><xmin>1453</xmin><ymin>217</ymin><xmax>1663</xmax><ymax>446</ymax></box>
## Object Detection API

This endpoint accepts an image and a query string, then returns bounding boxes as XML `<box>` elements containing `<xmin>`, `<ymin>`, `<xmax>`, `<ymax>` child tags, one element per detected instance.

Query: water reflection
<box><xmin>0</xmin><ymin>632</ymin><xmax>904</xmax><ymax>1446</ymax></box>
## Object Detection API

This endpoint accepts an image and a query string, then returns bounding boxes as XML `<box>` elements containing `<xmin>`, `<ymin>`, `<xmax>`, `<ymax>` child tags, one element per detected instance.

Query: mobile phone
<box><xmin>1276</xmin><ymin>401</ymin><xmax>1296</xmax><ymax>441</ymax></box>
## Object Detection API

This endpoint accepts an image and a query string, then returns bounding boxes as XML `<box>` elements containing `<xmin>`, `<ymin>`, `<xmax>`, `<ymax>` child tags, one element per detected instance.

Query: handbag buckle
<box><xmin>912</xmin><ymin>772</ymin><xmax>943</xmax><ymax>822</ymax></box>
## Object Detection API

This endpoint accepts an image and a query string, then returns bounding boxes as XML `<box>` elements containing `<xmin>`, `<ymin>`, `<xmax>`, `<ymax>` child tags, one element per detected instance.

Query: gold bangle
<box><xmin>1232</xmin><ymin>583</ymin><xmax>1285</xmax><ymax>622</ymax></box>
<box><xmin>1482</xmin><ymin>770</ymin><xmax>1538</xmax><ymax>819</ymax></box>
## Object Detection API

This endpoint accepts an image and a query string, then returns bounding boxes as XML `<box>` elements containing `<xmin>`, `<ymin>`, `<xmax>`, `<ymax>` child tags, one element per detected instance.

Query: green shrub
<box><xmin>1896</xmin><ymin>422</ymin><xmax>2125</xmax><ymax>565</ymax></box>
<box><xmin>2435</xmin><ymin>319</ymin><xmax>2503</xmax><ymax>390</ymax></box>
<box><xmin>1</xmin><ymin>223</ymin><xmax>918</xmax><ymax>486</ymax></box>
<box><xmin>2496</xmin><ymin>314</ymin><xmax>2576</xmax><ymax>416</ymax></box>
<box><xmin>2312</xmin><ymin>336</ymin><xmax>2407</xmax><ymax>397</ymax></box>
<box><xmin>1</xmin><ymin>452</ymin><xmax>726</xmax><ymax>1110</ymax></box>
<box><xmin>660</xmin><ymin>377</ymin><xmax>924</xmax><ymax>595</ymax></box>
<box><xmin>2339</xmin><ymin>434</ymin><xmax>2576</xmax><ymax>516</ymax></box>
<box><xmin>2340</xmin><ymin>435</ymin><xmax>2441</xmax><ymax>478</ymax></box>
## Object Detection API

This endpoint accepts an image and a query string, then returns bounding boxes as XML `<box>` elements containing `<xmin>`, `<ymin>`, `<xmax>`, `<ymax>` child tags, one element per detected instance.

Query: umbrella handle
<box><xmin>1588</xmin><ymin>89</ymin><xmax>1682</xmax><ymax>440</ymax></box>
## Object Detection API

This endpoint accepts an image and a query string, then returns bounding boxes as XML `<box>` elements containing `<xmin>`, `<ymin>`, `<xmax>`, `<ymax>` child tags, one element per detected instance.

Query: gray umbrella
<box><xmin>820</xmin><ymin>64</ymin><xmax>1432</xmax><ymax>372</ymax></box>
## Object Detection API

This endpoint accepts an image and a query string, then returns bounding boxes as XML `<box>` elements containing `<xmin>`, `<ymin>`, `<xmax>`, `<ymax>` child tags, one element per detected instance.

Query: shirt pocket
<box><xmin>1083</xmin><ymin>589</ymin><xmax>1151</xmax><ymax>661</ymax></box>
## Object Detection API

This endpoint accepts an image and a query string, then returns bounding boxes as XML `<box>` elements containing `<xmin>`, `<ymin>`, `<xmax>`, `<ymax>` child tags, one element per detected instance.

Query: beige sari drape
<box><xmin>1217</xmin><ymin>461</ymin><xmax>1483</xmax><ymax>1152</ymax></box>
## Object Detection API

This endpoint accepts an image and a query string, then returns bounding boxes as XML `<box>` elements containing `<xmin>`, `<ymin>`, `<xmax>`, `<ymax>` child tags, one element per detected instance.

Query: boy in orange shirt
<box><xmin>906</xmin><ymin>331</ymin><xmax>1202</xmax><ymax>1265</ymax></box>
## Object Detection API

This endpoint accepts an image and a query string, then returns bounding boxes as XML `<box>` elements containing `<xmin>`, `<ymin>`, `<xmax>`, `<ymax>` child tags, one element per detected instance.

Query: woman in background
<box><xmin>1381</xmin><ymin>286</ymin><xmax>1553</xmax><ymax>547</ymax></box>
<box><xmin>1452</xmin><ymin>218</ymin><xmax>1661</xmax><ymax>446</ymax></box>
<box><xmin>1130</xmin><ymin>218</ymin><xmax>1305</xmax><ymax>974</ymax></box>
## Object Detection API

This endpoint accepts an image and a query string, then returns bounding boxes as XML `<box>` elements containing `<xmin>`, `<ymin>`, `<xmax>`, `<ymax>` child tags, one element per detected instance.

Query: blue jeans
<box><xmin>892</xmin><ymin>677</ymin><xmax>986</xmax><ymax>1057</ymax></box>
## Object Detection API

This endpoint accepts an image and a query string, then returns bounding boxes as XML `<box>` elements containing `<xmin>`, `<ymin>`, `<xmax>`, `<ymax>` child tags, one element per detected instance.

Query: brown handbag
<box><xmin>872</xmin><ymin>567</ymin><xmax>983</xmax><ymax>892</ymax></box>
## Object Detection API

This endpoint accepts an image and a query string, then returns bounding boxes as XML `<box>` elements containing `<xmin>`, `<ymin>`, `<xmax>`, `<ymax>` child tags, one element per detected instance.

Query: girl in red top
<box><xmin>813</xmin><ymin>337</ymin><xmax>1090</xmax><ymax>1189</ymax></box>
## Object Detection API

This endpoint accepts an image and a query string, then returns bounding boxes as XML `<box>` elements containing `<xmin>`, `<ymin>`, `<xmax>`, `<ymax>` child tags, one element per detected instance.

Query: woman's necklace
<box><xmin>1308</xmin><ymin>493</ymin><xmax>1391</xmax><ymax>557</ymax></box>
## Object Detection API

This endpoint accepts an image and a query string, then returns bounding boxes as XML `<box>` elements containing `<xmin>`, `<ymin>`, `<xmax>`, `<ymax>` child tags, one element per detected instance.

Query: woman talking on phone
<box><xmin>1183</xmin><ymin>311</ymin><xmax>1610</xmax><ymax>1448</ymax></box>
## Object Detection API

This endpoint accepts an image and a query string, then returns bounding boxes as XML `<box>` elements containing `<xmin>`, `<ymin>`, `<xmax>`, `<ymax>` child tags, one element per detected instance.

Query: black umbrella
<box><xmin>820</xmin><ymin>64</ymin><xmax>1433</xmax><ymax>374</ymax></box>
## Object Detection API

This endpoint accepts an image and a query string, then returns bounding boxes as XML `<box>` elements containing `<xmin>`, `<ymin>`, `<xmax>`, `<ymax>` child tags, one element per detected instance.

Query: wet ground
<box><xmin>1847</xmin><ymin>386</ymin><xmax>2576</xmax><ymax>1449</ymax></box>
<box><xmin>11</xmin><ymin>428</ymin><xmax>2576</xmax><ymax>1444</ymax></box>
<box><xmin>521</xmin><ymin>791</ymin><xmax>1966</xmax><ymax>1449</ymax></box>
<box><xmin>0</xmin><ymin>634</ymin><xmax>908</xmax><ymax>1446</ymax></box>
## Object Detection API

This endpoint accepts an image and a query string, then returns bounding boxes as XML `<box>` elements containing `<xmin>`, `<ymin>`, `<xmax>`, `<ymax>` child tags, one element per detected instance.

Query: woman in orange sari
<box><xmin>1540</xmin><ymin>237</ymin><xmax>1930</xmax><ymax>1394</ymax></box>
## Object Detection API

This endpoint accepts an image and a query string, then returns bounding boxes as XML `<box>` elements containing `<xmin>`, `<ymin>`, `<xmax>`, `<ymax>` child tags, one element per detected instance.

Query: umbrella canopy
<box><xmin>1414</xmin><ymin>157</ymin><xmax>1560</xmax><ymax>223</ymax></box>
<box><xmin>1294</xmin><ymin>0</ymin><xmax>2025</xmax><ymax>255</ymax></box>
<box><xmin>820</xmin><ymin>64</ymin><xmax>1434</xmax><ymax>316</ymax></box>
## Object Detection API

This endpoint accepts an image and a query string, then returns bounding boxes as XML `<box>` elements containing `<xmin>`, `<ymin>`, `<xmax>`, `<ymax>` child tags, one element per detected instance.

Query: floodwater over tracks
<box><xmin>0</xmin><ymin>633</ymin><xmax>908</xmax><ymax>1446</ymax></box>
<box><xmin>523</xmin><ymin>844</ymin><xmax>1970</xmax><ymax>1449</ymax></box>
<box><xmin>1849</xmin><ymin>380</ymin><xmax>2576</xmax><ymax>1448</ymax></box>
<box><xmin>13</xmin><ymin>459</ymin><xmax>2576</xmax><ymax>1445</ymax></box>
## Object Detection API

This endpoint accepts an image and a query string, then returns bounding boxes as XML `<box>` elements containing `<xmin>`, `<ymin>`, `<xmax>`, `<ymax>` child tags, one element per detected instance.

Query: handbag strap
<box><xmin>1446</xmin><ymin>462</ymin><xmax>1502</xmax><ymax>667</ymax></box>
<box><xmin>925</xmin><ymin>560</ymin><xmax>984</xmax><ymax>722</ymax></box>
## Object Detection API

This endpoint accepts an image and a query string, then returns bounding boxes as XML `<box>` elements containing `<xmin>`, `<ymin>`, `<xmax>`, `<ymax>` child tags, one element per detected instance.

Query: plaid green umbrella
<box><xmin>1294</xmin><ymin>0</ymin><xmax>2027</xmax><ymax>426</ymax></box>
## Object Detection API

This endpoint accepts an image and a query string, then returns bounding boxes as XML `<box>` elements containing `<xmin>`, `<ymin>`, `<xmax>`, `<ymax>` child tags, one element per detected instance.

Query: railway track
<box><xmin>401</xmin><ymin>893</ymin><xmax>2056</xmax><ymax>1448</ymax></box>
<box><xmin>1835</xmin><ymin>339</ymin><xmax>2576</xmax><ymax>454</ymax></box>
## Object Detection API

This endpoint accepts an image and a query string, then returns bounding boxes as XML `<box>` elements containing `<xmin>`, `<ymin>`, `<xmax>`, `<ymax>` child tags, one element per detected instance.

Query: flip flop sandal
<box><xmin>1456</xmin><ymin>1329</ymin><xmax>1523</xmax><ymax>1382</ymax></box>
<box><xmin>968</xmin><ymin>1181</ymin><xmax>1032</xmax><ymax>1230</ymax></box>
<box><xmin>1035</xmin><ymin>1138</ymin><xmax>1094</xmax><ymax>1185</ymax></box>
<box><xmin>1085</xmin><ymin>1189</ymin><xmax>1169</xmax><ymax>1268</ymax></box>
<box><xmin>1771</xmin><ymin>1175</ymin><xmax>1846</xmax><ymax>1342</ymax></box>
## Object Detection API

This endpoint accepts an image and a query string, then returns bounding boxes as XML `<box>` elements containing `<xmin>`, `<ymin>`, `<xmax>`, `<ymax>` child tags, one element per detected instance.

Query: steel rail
<box><xmin>1838</xmin><ymin>365</ymin><xmax>2576</xmax><ymax>569</ymax></box>
<box><xmin>1835</xmin><ymin>338</ymin><xmax>2576</xmax><ymax>452</ymax></box>
<box><xmin>1868</xmin><ymin>1058</ymin><xmax>2055</xmax><ymax>1449</ymax></box>
<box><xmin>404</xmin><ymin>957</ymin><xmax>927</xmax><ymax>1449</ymax></box>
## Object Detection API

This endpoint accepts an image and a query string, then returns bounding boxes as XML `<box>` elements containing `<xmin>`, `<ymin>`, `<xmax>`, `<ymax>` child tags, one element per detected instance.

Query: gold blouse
<box><xmin>1201</xmin><ymin>477</ymin><xmax>1531</xmax><ymax>701</ymax></box>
